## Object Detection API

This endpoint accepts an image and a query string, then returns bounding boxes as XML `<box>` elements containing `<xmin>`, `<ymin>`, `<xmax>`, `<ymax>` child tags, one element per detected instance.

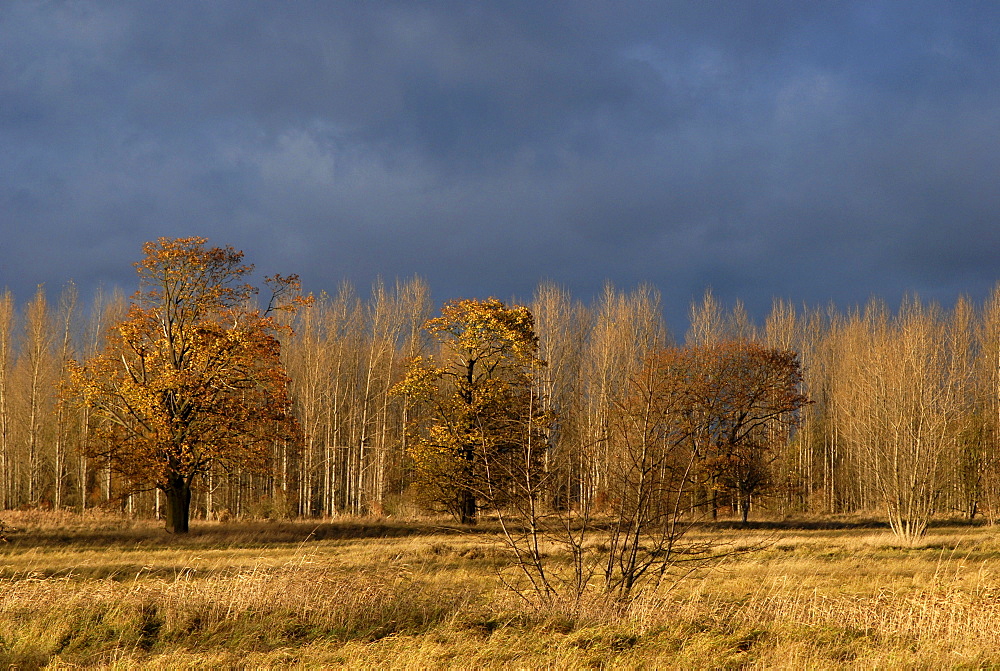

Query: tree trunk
<box><xmin>459</xmin><ymin>445</ymin><xmax>477</xmax><ymax>524</ymax></box>
<box><xmin>739</xmin><ymin>491</ymin><xmax>751</xmax><ymax>525</ymax></box>
<box><xmin>162</xmin><ymin>476</ymin><xmax>192</xmax><ymax>533</ymax></box>
<box><xmin>458</xmin><ymin>488</ymin><xmax>477</xmax><ymax>525</ymax></box>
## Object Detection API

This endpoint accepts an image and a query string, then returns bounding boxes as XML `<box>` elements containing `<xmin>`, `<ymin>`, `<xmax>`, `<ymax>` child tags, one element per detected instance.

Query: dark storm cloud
<box><xmin>3</xmin><ymin>1</ymin><xmax>1000</xmax><ymax>330</ymax></box>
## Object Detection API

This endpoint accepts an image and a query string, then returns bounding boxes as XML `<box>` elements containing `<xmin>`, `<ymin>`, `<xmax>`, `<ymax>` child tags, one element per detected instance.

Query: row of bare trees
<box><xmin>789</xmin><ymin>294</ymin><xmax>1000</xmax><ymax>538</ymax></box>
<box><xmin>4</xmin><ymin>278</ymin><xmax>1000</xmax><ymax>537</ymax></box>
<box><xmin>0</xmin><ymin>285</ymin><xmax>126</xmax><ymax>512</ymax></box>
<box><xmin>681</xmin><ymin>290</ymin><xmax>1000</xmax><ymax>538</ymax></box>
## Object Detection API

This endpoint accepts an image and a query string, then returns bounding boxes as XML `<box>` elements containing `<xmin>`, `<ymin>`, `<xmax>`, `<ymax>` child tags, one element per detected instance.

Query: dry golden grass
<box><xmin>1</xmin><ymin>511</ymin><xmax>999</xmax><ymax>668</ymax></box>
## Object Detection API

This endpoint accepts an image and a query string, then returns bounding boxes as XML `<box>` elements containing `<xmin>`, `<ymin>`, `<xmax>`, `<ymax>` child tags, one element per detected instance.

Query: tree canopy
<box><xmin>679</xmin><ymin>341</ymin><xmax>809</xmax><ymax>523</ymax></box>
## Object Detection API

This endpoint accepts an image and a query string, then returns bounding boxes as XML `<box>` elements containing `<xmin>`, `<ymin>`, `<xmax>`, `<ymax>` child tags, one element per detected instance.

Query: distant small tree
<box><xmin>67</xmin><ymin>237</ymin><xmax>305</xmax><ymax>533</ymax></box>
<box><xmin>395</xmin><ymin>298</ymin><xmax>549</xmax><ymax>524</ymax></box>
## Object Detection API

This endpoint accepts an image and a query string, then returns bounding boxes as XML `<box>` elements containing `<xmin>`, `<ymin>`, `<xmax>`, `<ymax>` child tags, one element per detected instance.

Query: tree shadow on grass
<box><xmin>0</xmin><ymin>517</ymin><xmax>495</xmax><ymax>551</ymax></box>
<box><xmin>705</xmin><ymin>516</ymin><xmax>993</xmax><ymax>531</ymax></box>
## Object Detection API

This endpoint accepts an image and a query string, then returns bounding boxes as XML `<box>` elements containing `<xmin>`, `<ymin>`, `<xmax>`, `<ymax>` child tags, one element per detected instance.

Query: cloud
<box><xmin>2</xmin><ymin>1</ymin><xmax>1000</xmax><ymax>329</ymax></box>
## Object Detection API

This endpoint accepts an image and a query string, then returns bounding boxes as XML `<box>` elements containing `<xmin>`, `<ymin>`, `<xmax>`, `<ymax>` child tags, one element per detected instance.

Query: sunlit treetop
<box><xmin>425</xmin><ymin>298</ymin><xmax>541</xmax><ymax>366</ymax></box>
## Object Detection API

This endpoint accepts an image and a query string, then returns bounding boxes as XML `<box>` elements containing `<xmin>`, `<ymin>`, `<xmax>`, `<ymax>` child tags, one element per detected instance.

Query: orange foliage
<box><xmin>66</xmin><ymin>237</ymin><xmax>305</xmax><ymax>531</ymax></box>
<box><xmin>639</xmin><ymin>340</ymin><xmax>808</xmax><ymax>521</ymax></box>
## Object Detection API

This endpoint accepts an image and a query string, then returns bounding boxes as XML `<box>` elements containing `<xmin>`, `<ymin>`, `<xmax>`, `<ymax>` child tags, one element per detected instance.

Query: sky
<box><xmin>3</xmin><ymin>1</ymin><xmax>1000</xmax><ymax>332</ymax></box>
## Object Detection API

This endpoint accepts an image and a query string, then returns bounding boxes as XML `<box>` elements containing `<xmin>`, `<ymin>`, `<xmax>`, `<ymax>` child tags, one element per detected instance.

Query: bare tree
<box><xmin>14</xmin><ymin>286</ymin><xmax>56</xmax><ymax>506</ymax></box>
<box><xmin>0</xmin><ymin>290</ymin><xmax>14</xmax><ymax>509</ymax></box>
<box><xmin>531</xmin><ymin>281</ymin><xmax>588</xmax><ymax>510</ymax></box>
<box><xmin>837</xmin><ymin>299</ymin><xmax>961</xmax><ymax>539</ymax></box>
<box><xmin>973</xmin><ymin>285</ymin><xmax>1000</xmax><ymax>521</ymax></box>
<box><xmin>52</xmin><ymin>283</ymin><xmax>79</xmax><ymax>509</ymax></box>
<box><xmin>579</xmin><ymin>283</ymin><xmax>667</xmax><ymax>509</ymax></box>
<box><xmin>601</xmin><ymin>349</ymin><xmax>702</xmax><ymax>599</ymax></box>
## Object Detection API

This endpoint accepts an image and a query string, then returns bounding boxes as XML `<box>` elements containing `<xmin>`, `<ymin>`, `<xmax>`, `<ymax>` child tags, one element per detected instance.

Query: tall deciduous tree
<box><xmin>16</xmin><ymin>286</ymin><xmax>56</xmax><ymax>506</ymax></box>
<box><xmin>68</xmin><ymin>237</ymin><xmax>304</xmax><ymax>533</ymax></box>
<box><xmin>0</xmin><ymin>290</ymin><xmax>13</xmax><ymax>509</ymax></box>
<box><xmin>395</xmin><ymin>298</ymin><xmax>549</xmax><ymax>524</ymax></box>
<box><xmin>52</xmin><ymin>282</ymin><xmax>79</xmax><ymax>509</ymax></box>
<box><xmin>580</xmin><ymin>284</ymin><xmax>667</xmax><ymax>509</ymax></box>
<box><xmin>836</xmin><ymin>298</ymin><xmax>962</xmax><ymax>539</ymax></box>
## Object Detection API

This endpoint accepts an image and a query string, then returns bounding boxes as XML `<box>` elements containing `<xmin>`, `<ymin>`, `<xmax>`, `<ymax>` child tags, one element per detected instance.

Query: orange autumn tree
<box><xmin>395</xmin><ymin>298</ymin><xmax>550</xmax><ymax>524</ymax></box>
<box><xmin>68</xmin><ymin>237</ymin><xmax>305</xmax><ymax>533</ymax></box>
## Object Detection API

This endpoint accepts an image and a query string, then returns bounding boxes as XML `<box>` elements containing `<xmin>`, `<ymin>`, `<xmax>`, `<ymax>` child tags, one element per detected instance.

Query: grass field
<box><xmin>1</xmin><ymin>510</ymin><xmax>999</xmax><ymax>668</ymax></box>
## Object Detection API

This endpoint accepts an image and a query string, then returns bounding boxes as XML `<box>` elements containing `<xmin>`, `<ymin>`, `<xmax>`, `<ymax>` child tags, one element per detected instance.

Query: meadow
<box><xmin>1</xmin><ymin>510</ymin><xmax>999</xmax><ymax>668</ymax></box>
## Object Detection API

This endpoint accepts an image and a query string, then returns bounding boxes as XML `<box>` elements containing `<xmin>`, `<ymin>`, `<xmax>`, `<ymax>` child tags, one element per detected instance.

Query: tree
<box><xmin>579</xmin><ymin>283</ymin><xmax>667</xmax><ymax>509</ymax></box>
<box><xmin>15</xmin><ymin>285</ymin><xmax>56</xmax><ymax>506</ymax></box>
<box><xmin>946</xmin><ymin>296</ymin><xmax>984</xmax><ymax>520</ymax></box>
<box><xmin>975</xmin><ymin>285</ymin><xmax>1000</xmax><ymax>520</ymax></box>
<box><xmin>840</xmin><ymin>299</ymin><xmax>964</xmax><ymax>540</ymax></box>
<box><xmin>78</xmin><ymin>286</ymin><xmax>127</xmax><ymax>510</ymax></box>
<box><xmin>395</xmin><ymin>298</ymin><xmax>549</xmax><ymax>524</ymax></box>
<box><xmin>531</xmin><ymin>281</ymin><xmax>588</xmax><ymax>511</ymax></box>
<box><xmin>52</xmin><ymin>282</ymin><xmax>79</xmax><ymax>509</ymax></box>
<box><xmin>0</xmin><ymin>290</ymin><xmax>13</xmax><ymax>509</ymax></box>
<box><xmin>67</xmin><ymin>237</ymin><xmax>304</xmax><ymax>533</ymax></box>
<box><xmin>493</xmin><ymin>344</ymin><xmax>747</xmax><ymax>606</ymax></box>
<box><xmin>686</xmin><ymin>341</ymin><xmax>809</xmax><ymax>523</ymax></box>
<box><xmin>600</xmin><ymin>348</ymin><xmax>703</xmax><ymax>600</ymax></box>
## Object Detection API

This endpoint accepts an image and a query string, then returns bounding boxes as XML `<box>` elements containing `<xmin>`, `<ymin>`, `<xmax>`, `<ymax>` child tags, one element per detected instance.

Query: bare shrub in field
<box><xmin>833</xmin><ymin>300</ymin><xmax>971</xmax><ymax>541</ymax></box>
<box><xmin>487</xmin><ymin>341</ymin><xmax>803</xmax><ymax>610</ymax></box>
